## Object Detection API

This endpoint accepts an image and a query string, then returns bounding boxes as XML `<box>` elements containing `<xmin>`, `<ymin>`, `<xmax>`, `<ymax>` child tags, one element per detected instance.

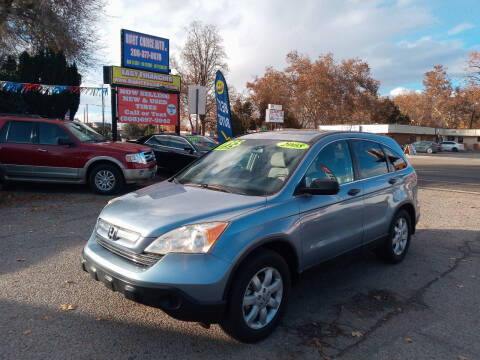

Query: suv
<box><xmin>0</xmin><ymin>115</ymin><xmax>157</xmax><ymax>194</ymax></box>
<box><xmin>81</xmin><ymin>130</ymin><xmax>419</xmax><ymax>342</ymax></box>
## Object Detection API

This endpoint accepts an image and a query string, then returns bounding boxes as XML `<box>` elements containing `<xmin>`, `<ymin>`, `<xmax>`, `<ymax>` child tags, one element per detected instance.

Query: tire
<box><xmin>221</xmin><ymin>249</ymin><xmax>291</xmax><ymax>343</ymax></box>
<box><xmin>88</xmin><ymin>163</ymin><xmax>124</xmax><ymax>195</ymax></box>
<box><xmin>452</xmin><ymin>147</ymin><xmax>458</xmax><ymax>152</ymax></box>
<box><xmin>426</xmin><ymin>148</ymin><xmax>433</xmax><ymax>154</ymax></box>
<box><xmin>375</xmin><ymin>209</ymin><xmax>412</xmax><ymax>264</ymax></box>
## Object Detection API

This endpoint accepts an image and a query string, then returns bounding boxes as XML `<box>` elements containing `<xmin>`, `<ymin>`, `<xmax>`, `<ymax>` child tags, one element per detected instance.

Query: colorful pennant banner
<box><xmin>0</xmin><ymin>81</ymin><xmax>108</xmax><ymax>96</ymax></box>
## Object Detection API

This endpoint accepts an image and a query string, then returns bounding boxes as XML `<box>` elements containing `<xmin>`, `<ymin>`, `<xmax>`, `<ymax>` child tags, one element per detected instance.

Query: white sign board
<box><xmin>188</xmin><ymin>85</ymin><xmax>207</xmax><ymax>115</ymax></box>
<box><xmin>268</xmin><ymin>104</ymin><xmax>282</xmax><ymax>110</ymax></box>
<box><xmin>266</xmin><ymin>109</ymin><xmax>284</xmax><ymax>123</ymax></box>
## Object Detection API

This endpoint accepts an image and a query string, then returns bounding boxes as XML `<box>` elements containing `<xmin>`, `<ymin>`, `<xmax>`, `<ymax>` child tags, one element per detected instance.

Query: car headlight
<box><xmin>125</xmin><ymin>152</ymin><xmax>147</xmax><ymax>164</ymax></box>
<box><xmin>144</xmin><ymin>222</ymin><xmax>229</xmax><ymax>255</ymax></box>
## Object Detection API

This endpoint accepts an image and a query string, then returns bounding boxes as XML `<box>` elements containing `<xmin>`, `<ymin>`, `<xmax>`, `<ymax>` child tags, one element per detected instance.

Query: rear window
<box><xmin>5</xmin><ymin>121</ymin><xmax>35</xmax><ymax>144</ymax></box>
<box><xmin>350</xmin><ymin>140</ymin><xmax>389</xmax><ymax>179</ymax></box>
<box><xmin>382</xmin><ymin>146</ymin><xmax>407</xmax><ymax>171</ymax></box>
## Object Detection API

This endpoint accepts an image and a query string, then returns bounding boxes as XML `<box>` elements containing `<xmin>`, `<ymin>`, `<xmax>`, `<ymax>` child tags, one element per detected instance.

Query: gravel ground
<box><xmin>0</xmin><ymin>185</ymin><xmax>479</xmax><ymax>359</ymax></box>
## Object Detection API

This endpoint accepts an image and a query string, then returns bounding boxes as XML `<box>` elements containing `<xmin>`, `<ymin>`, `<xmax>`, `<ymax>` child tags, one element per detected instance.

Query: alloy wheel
<box><xmin>392</xmin><ymin>217</ymin><xmax>408</xmax><ymax>256</ymax></box>
<box><xmin>242</xmin><ymin>267</ymin><xmax>283</xmax><ymax>330</ymax></box>
<box><xmin>95</xmin><ymin>170</ymin><xmax>116</xmax><ymax>191</ymax></box>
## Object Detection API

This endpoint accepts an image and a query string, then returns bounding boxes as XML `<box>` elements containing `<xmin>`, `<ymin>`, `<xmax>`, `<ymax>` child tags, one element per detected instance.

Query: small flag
<box><xmin>64</xmin><ymin>109</ymin><xmax>70</xmax><ymax>121</ymax></box>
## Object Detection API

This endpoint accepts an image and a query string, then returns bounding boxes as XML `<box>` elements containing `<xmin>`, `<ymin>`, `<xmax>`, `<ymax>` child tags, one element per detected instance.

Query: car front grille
<box><xmin>96</xmin><ymin>236</ymin><xmax>163</xmax><ymax>267</ymax></box>
<box><xmin>144</xmin><ymin>151</ymin><xmax>156</xmax><ymax>163</ymax></box>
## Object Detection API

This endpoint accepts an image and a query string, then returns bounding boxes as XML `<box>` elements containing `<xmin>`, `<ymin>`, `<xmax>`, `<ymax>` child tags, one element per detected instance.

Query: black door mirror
<box><xmin>58</xmin><ymin>137</ymin><xmax>75</xmax><ymax>147</ymax></box>
<box><xmin>184</xmin><ymin>146</ymin><xmax>195</xmax><ymax>153</ymax></box>
<box><xmin>298</xmin><ymin>178</ymin><xmax>340</xmax><ymax>196</ymax></box>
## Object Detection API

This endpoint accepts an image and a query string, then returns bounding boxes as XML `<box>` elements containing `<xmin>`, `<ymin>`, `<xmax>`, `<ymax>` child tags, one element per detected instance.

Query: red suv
<box><xmin>0</xmin><ymin>115</ymin><xmax>157</xmax><ymax>194</ymax></box>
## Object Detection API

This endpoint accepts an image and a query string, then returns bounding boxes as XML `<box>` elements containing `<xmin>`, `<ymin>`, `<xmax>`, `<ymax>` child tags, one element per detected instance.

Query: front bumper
<box><xmin>123</xmin><ymin>165</ymin><xmax>157</xmax><ymax>184</ymax></box>
<box><xmin>81</xmin><ymin>255</ymin><xmax>226</xmax><ymax>323</ymax></box>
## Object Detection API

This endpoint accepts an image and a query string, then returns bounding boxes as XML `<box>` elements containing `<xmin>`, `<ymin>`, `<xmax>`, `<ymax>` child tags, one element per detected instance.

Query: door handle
<box><xmin>347</xmin><ymin>188</ymin><xmax>361</xmax><ymax>196</ymax></box>
<box><xmin>37</xmin><ymin>148</ymin><xmax>47</xmax><ymax>152</ymax></box>
<box><xmin>388</xmin><ymin>178</ymin><xmax>398</xmax><ymax>184</ymax></box>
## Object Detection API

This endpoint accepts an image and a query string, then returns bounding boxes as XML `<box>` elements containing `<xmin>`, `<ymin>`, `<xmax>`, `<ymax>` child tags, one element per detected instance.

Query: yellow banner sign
<box><xmin>111</xmin><ymin>66</ymin><xmax>181</xmax><ymax>92</ymax></box>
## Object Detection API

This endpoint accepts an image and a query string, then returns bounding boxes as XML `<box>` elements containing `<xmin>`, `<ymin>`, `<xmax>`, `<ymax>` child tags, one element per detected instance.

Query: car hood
<box><xmin>99</xmin><ymin>180</ymin><xmax>266</xmax><ymax>238</ymax></box>
<box><xmin>82</xmin><ymin>141</ymin><xmax>151</xmax><ymax>154</ymax></box>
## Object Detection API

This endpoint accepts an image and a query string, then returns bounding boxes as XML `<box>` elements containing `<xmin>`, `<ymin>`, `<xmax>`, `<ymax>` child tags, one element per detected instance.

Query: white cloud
<box><xmin>389</xmin><ymin>87</ymin><xmax>411</xmax><ymax>96</ymax></box>
<box><xmin>448</xmin><ymin>23</ymin><xmax>475</xmax><ymax>36</ymax></box>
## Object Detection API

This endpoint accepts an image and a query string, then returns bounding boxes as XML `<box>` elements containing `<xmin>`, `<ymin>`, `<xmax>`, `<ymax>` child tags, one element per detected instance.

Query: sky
<box><xmin>79</xmin><ymin>0</ymin><xmax>480</xmax><ymax>123</ymax></box>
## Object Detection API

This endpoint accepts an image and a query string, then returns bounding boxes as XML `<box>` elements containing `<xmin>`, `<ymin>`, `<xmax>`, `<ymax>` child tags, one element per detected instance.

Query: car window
<box><xmin>304</xmin><ymin>140</ymin><xmax>354</xmax><ymax>186</ymax></box>
<box><xmin>186</xmin><ymin>136</ymin><xmax>217</xmax><ymax>151</ymax></box>
<box><xmin>38</xmin><ymin>123</ymin><xmax>71</xmax><ymax>145</ymax></box>
<box><xmin>170</xmin><ymin>136</ymin><xmax>192</xmax><ymax>150</ymax></box>
<box><xmin>350</xmin><ymin>140</ymin><xmax>389</xmax><ymax>179</ymax></box>
<box><xmin>6</xmin><ymin>121</ymin><xmax>35</xmax><ymax>144</ymax></box>
<box><xmin>382</xmin><ymin>146</ymin><xmax>407</xmax><ymax>171</ymax></box>
<box><xmin>151</xmin><ymin>135</ymin><xmax>171</xmax><ymax>147</ymax></box>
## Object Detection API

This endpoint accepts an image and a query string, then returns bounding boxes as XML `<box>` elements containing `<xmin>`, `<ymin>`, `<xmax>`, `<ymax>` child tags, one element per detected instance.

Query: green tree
<box><xmin>13</xmin><ymin>49</ymin><xmax>82</xmax><ymax>118</ymax></box>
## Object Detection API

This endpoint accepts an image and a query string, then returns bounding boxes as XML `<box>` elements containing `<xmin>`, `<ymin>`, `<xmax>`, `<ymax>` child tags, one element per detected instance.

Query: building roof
<box><xmin>318</xmin><ymin>124</ymin><xmax>480</xmax><ymax>137</ymax></box>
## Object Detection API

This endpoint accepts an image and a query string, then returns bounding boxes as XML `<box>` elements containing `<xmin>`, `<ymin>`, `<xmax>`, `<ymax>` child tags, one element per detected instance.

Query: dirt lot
<box><xmin>1</xmin><ymin>170</ymin><xmax>479</xmax><ymax>359</ymax></box>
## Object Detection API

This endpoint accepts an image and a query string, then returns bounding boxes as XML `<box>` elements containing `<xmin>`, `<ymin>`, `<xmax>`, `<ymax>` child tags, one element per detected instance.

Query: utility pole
<box><xmin>101</xmin><ymin>86</ymin><xmax>105</xmax><ymax>130</ymax></box>
<box><xmin>86</xmin><ymin>104</ymin><xmax>89</xmax><ymax>124</ymax></box>
<box><xmin>195</xmin><ymin>88</ymin><xmax>199</xmax><ymax>135</ymax></box>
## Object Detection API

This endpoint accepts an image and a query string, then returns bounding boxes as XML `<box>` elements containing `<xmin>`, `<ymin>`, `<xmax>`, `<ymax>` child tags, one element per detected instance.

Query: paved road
<box><xmin>1</xmin><ymin>167</ymin><xmax>479</xmax><ymax>359</ymax></box>
<box><xmin>410</xmin><ymin>153</ymin><xmax>480</xmax><ymax>194</ymax></box>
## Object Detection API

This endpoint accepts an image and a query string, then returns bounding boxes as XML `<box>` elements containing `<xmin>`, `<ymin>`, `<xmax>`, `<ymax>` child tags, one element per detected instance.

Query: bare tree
<box><xmin>0</xmin><ymin>0</ymin><xmax>106</xmax><ymax>67</ymax></box>
<box><xmin>177</xmin><ymin>21</ymin><xmax>228</xmax><ymax>135</ymax></box>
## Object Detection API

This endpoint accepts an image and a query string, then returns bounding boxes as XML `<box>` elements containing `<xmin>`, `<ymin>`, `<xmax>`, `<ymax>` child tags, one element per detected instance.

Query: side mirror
<box><xmin>58</xmin><ymin>137</ymin><xmax>75</xmax><ymax>147</ymax></box>
<box><xmin>297</xmin><ymin>178</ymin><xmax>340</xmax><ymax>196</ymax></box>
<box><xmin>184</xmin><ymin>146</ymin><xmax>195</xmax><ymax>153</ymax></box>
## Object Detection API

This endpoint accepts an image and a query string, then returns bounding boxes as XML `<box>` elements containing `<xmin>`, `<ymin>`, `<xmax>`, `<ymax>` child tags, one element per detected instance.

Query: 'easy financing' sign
<box><xmin>122</xmin><ymin>29</ymin><xmax>169</xmax><ymax>74</ymax></box>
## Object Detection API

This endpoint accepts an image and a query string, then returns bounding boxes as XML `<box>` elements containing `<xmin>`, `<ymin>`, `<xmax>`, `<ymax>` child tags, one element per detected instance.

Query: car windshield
<box><xmin>65</xmin><ymin>122</ymin><xmax>106</xmax><ymax>143</ymax></box>
<box><xmin>186</xmin><ymin>135</ymin><xmax>217</xmax><ymax>151</ymax></box>
<box><xmin>174</xmin><ymin>139</ymin><xmax>310</xmax><ymax>196</ymax></box>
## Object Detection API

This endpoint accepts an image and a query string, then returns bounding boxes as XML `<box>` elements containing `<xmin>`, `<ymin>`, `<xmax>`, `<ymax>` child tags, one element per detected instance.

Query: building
<box><xmin>318</xmin><ymin>124</ymin><xmax>480</xmax><ymax>151</ymax></box>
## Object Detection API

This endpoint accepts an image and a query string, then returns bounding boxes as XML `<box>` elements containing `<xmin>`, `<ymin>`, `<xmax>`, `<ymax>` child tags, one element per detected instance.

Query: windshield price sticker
<box><xmin>277</xmin><ymin>141</ymin><xmax>310</xmax><ymax>150</ymax></box>
<box><xmin>214</xmin><ymin>139</ymin><xmax>246</xmax><ymax>151</ymax></box>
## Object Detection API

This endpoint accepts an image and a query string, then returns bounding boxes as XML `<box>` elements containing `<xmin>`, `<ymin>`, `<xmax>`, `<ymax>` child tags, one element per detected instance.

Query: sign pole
<box><xmin>111</xmin><ymin>86</ymin><xmax>118</xmax><ymax>141</ymax></box>
<box><xmin>195</xmin><ymin>89</ymin><xmax>199</xmax><ymax>134</ymax></box>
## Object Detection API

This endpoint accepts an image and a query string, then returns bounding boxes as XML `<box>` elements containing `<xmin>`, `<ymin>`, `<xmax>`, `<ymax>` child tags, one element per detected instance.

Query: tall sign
<box><xmin>104</xmin><ymin>29</ymin><xmax>181</xmax><ymax>140</ymax></box>
<box><xmin>266</xmin><ymin>104</ymin><xmax>284</xmax><ymax>123</ymax></box>
<box><xmin>215</xmin><ymin>71</ymin><xmax>233</xmax><ymax>143</ymax></box>
<box><xmin>121</xmin><ymin>29</ymin><xmax>169</xmax><ymax>74</ymax></box>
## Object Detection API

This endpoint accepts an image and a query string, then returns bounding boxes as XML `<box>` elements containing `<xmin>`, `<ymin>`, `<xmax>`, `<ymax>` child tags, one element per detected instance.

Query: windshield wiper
<box><xmin>200</xmin><ymin>184</ymin><xmax>233</xmax><ymax>193</ymax></box>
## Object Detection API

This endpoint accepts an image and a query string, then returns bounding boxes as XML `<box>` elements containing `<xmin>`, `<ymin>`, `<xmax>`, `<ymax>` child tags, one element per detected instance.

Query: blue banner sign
<box><xmin>215</xmin><ymin>71</ymin><xmax>233</xmax><ymax>143</ymax></box>
<box><xmin>121</xmin><ymin>29</ymin><xmax>169</xmax><ymax>74</ymax></box>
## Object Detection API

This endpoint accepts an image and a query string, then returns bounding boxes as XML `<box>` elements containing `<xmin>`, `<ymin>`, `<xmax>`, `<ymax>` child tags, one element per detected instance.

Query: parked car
<box><xmin>0</xmin><ymin>115</ymin><xmax>157</xmax><ymax>194</ymax></box>
<box><xmin>133</xmin><ymin>133</ymin><xmax>217</xmax><ymax>173</ymax></box>
<box><xmin>412</xmin><ymin>141</ymin><xmax>440</xmax><ymax>154</ymax></box>
<box><xmin>440</xmin><ymin>141</ymin><xmax>464</xmax><ymax>152</ymax></box>
<box><xmin>82</xmin><ymin>130</ymin><xmax>419</xmax><ymax>342</ymax></box>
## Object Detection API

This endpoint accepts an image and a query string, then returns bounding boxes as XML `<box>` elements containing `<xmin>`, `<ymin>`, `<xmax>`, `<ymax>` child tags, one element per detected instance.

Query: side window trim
<box><xmin>346</xmin><ymin>139</ymin><xmax>361</xmax><ymax>182</ymax></box>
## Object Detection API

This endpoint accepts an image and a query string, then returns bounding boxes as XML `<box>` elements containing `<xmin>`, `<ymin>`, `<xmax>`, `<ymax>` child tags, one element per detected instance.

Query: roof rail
<box><xmin>0</xmin><ymin>113</ymin><xmax>43</xmax><ymax>118</ymax></box>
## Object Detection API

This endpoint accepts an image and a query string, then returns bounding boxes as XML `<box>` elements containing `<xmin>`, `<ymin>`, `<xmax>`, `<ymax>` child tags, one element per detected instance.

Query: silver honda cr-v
<box><xmin>82</xmin><ymin>130</ymin><xmax>419</xmax><ymax>342</ymax></box>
